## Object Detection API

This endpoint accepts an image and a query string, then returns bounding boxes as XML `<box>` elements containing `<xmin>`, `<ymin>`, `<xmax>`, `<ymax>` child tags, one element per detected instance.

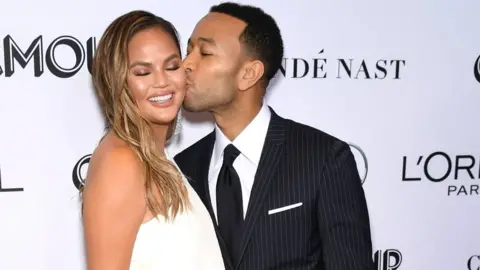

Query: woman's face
<box><xmin>126</xmin><ymin>27</ymin><xmax>186</xmax><ymax>126</ymax></box>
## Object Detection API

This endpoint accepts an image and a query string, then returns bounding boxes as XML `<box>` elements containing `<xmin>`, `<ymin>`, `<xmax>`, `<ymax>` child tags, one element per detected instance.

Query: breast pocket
<box><xmin>258</xmin><ymin>200</ymin><xmax>313</xmax><ymax>257</ymax></box>
<box><xmin>267</xmin><ymin>202</ymin><xmax>303</xmax><ymax>215</ymax></box>
<box><xmin>265</xmin><ymin>201</ymin><xmax>310</xmax><ymax>230</ymax></box>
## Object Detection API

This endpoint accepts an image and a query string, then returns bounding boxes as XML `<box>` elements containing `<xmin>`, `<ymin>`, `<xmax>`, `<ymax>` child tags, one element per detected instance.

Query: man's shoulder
<box><xmin>281</xmin><ymin>115</ymin><xmax>346</xmax><ymax>148</ymax></box>
<box><xmin>174</xmin><ymin>131</ymin><xmax>214</xmax><ymax>164</ymax></box>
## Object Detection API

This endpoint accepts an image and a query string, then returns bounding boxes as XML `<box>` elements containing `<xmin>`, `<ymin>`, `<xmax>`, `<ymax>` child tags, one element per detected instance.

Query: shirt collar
<box><xmin>212</xmin><ymin>103</ymin><xmax>271</xmax><ymax>168</ymax></box>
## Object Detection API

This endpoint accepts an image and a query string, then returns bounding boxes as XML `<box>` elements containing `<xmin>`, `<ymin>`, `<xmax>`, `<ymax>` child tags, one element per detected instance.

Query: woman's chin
<box><xmin>148</xmin><ymin>115</ymin><xmax>177</xmax><ymax>127</ymax></box>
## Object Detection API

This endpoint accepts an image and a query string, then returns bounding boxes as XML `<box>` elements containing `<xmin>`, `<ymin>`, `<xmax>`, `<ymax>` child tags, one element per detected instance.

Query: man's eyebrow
<box><xmin>187</xmin><ymin>37</ymin><xmax>217</xmax><ymax>46</ymax></box>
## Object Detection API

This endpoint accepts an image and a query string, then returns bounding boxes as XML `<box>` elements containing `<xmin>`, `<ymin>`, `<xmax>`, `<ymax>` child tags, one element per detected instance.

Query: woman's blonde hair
<box><xmin>90</xmin><ymin>10</ymin><xmax>188</xmax><ymax>220</ymax></box>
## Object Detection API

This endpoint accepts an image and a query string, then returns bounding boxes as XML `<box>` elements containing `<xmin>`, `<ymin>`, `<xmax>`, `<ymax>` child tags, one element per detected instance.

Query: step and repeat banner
<box><xmin>1</xmin><ymin>0</ymin><xmax>479</xmax><ymax>269</ymax></box>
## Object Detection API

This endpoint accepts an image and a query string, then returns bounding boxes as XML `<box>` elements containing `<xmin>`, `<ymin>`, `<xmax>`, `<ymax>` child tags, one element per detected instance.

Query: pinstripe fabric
<box><xmin>174</xmin><ymin>107</ymin><xmax>375</xmax><ymax>270</ymax></box>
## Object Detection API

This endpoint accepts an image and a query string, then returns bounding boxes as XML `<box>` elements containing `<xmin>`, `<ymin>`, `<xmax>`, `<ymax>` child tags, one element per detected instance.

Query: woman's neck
<box><xmin>151</xmin><ymin>124</ymin><xmax>169</xmax><ymax>154</ymax></box>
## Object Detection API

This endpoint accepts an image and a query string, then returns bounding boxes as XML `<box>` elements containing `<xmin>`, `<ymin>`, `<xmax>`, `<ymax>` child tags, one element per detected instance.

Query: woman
<box><xmin>81</xmin><ymin>10</ymin><xmax>225</xmax><ymax>270</ymax></box>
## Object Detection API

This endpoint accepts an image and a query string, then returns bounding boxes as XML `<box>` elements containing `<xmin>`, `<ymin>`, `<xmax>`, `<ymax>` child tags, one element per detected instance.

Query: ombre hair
<box><xmin>90</xmin><ymin>10</ymin><xmax>188</xmax><ymax>220</ymax></box>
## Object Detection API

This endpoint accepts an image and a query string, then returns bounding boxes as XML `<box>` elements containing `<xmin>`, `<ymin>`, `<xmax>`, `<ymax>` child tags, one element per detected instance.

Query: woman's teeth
<box><xmin>149</xmin><ymin>93</ymin><xmax>172</xmax><ymax>103</ymax></box>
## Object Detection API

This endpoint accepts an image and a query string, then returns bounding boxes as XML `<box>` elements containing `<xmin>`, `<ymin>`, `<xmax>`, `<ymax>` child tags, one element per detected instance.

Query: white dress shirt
<box><xmin>208</xmin><ymin>102</ymin><xmax>271</xmax><ymax>221</ymax></box>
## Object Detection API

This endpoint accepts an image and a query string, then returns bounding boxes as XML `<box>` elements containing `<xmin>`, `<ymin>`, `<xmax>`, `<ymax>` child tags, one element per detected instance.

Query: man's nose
<box><xmin>182</xmin><ymin>54</ymin><xmax>195</xmax><ymax>73</ymax></box>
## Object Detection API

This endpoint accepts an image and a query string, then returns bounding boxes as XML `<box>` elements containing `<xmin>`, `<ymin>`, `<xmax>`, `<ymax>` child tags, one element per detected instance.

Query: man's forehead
<box><xmin>190</xmin><ymin>12</ymin><xmax>246</xmax><ymax>44</ymax></box>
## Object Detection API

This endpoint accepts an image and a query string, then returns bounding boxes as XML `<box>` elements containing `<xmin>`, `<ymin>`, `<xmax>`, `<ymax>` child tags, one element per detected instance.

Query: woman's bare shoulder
<box><xmin>82</xmin><ymin>132</ymin><xmax>145</xmax><ymax>218</ymax></box>
<box><xmin>81</xmin><ymin>132</ymin><xmax>146</xmax><ymax>270</ymax></box>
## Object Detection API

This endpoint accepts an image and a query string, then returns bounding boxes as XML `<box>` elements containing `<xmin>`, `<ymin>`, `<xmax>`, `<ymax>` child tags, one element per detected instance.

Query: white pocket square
<box><xmin>268</xmin><ymin>202</ymin><xmax>303</xmax><ymax>215</ymax></box>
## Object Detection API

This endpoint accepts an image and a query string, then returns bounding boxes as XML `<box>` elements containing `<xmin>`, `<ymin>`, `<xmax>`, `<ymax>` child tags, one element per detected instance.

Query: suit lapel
<box><xmin>188</xmin><ymin>132</ymin><xmax>216</xmax><ymax>222</ymax></box>
<box><xmin>236</xmin><ymin>109</ymin><xmax>286</xmax><ymax>268</ymax></box>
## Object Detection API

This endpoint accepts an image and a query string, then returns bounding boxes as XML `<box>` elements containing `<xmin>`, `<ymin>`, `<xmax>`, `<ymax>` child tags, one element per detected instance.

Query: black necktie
<box><xmin>216</xmin><ymin>144</ymin><xmax>243</xmax><ymax>264</ymax></box>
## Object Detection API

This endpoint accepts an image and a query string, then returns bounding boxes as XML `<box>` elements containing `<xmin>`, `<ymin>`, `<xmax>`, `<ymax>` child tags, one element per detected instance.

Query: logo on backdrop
<box><xmin>72</xmin><ymin>154</ymin><xmax>91</xmax><ymax>190</ymax></box>
<box><xmin>469</xmin><ymin>255</ymin><xmax>480</xmax><ymax>270</ymax></box>
<box><xmin>276</xmin><ymin>49</ymin><xmax>406</xmax><ymax>80</ymax></box>
<box><xmin>401</xmin><ymin>151</ymin><xmax>479</xmax><ymax>196</ymax></box>
<box><xmin>0</xmin><ymin>165</ymin><xmax>24</xmax><ymax>192</ymax></box>
<box><xmin>349</xmin><ymin>143</ymin><xmax>368</xmax><ymax>185</ymax></box>
<box><xmin>374</xmin><ymin>249</ymin><xmax>402</xmax><ymax>270</ymax></box>
<box><xmin>474</xmin><ymin>54</ymin><xmax>480</xmax><ymax>83</ymax></box>
<box><xmin>0</xmin><ymin>35</ymin><xmax>96</xmax><ymax>78</ymax></box>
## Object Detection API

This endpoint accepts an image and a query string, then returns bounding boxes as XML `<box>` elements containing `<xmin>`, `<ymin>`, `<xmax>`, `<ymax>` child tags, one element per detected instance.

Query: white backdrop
<box><xmin>1</xmin><ymin>0</ymin><xmax>479</xmax><ymax>269</ymax></box>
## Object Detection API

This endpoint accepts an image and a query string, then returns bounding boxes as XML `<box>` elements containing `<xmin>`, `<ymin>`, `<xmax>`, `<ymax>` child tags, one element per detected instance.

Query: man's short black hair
<box><xmin>210</xmin><ymin>2</ymin><xmax>284</xmax><ymax>87</ymax></box>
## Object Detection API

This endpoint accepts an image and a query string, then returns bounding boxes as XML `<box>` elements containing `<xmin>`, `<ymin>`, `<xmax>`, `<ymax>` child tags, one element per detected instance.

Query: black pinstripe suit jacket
<box><xmin>174</xmin><ymin>107</ymin><xmax>375</xmax><ymax>270</ymax></box>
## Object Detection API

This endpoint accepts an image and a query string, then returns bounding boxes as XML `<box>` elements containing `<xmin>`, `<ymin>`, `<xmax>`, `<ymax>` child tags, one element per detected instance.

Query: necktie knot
<box><xmin>223</xmin><ymin>144</ymin><xmax>240</xmax><ymax>165</ymax></box>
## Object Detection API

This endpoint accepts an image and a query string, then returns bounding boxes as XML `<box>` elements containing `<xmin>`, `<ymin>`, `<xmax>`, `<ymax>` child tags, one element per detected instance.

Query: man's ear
<box><xmin>238</xmin><ymin>60</ymin><xmax>264</xmax><ymax>91</ymax></box>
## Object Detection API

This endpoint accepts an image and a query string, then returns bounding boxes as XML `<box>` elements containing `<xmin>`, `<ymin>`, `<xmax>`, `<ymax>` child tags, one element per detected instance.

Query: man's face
<box><xmin>182</xmin><ymin>12</ymin><xmax>246</xmax><ymax>112</ymax></box>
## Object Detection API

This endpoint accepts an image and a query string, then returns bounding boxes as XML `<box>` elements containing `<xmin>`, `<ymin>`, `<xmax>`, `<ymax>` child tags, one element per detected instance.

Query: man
<box><xmin>175</xmin><ymin>2</ymin><xmax>375</xmax><ymax>269</ymax></box>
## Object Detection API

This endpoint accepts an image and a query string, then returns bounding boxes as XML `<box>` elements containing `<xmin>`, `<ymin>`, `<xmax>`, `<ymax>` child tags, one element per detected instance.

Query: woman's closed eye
<box><xmin>134</xmin><ymin>70</ymin><xmax>150</xmax><ymax>76</ymax></box>
<box><xmin>166</xmin><ymin>64</ymin><xmax>180</xmax><ymax>71</ymax></box>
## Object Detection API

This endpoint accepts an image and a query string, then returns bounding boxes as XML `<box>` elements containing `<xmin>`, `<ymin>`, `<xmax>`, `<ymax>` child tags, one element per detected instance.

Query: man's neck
<box><xmin>213</xmin><ymin>101</ymin><xmax>262</xmax><ymax>142</ymax></box>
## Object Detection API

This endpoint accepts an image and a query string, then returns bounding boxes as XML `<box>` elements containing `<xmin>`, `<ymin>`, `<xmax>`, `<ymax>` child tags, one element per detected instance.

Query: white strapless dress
<box><xmin>129</xmin><ymin>150</ymin><xmax>225</xmax><ymax>270</ymax></box>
